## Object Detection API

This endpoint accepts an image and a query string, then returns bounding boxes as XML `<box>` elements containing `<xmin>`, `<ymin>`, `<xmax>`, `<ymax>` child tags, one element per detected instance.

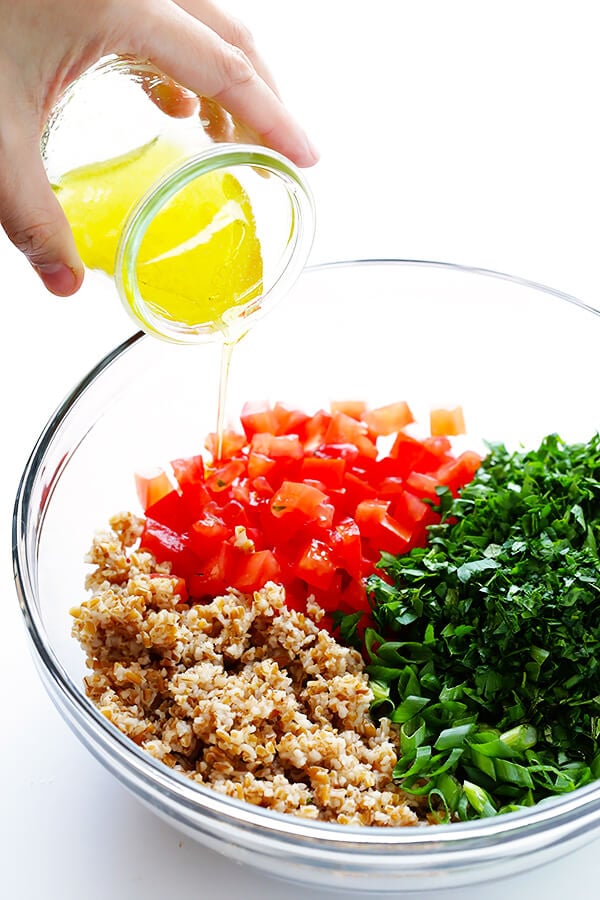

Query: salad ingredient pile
<box><xmin>357</xmin><ymin>434</ymin><xmax>600</xmax><ymax>819</ymax></box>
<box><xmin>71</xmin><ymin>513</ymin><xmax>421</xmax><ymax>827</ymax></box>
<box><xmin>134</xmin><ymin>399</ymin><xmax>480</xmax><ymax>627</ymax></box>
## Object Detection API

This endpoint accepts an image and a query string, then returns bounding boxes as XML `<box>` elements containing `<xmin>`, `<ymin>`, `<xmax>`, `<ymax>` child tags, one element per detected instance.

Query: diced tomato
<box><xmin>355</xmin><ymin>499</ymin><xmax>413</xmax><ymax>554</ymax></box>
<box><xmin>252</xmin><ymin>476</ymin><xmax>275</xmax><ymax>498</ymax></box>
<box><xmin>355</xmin><ymin>498</ymin><xmax>390</xmax><ymax>532</ymax></box>
<box><xmin>271</xmin><ymin>481</ymin><xmax>329</xmax><ymax>520</ymax></box>
<box><xmin>406</xmin><ymin>471</ymin><xmax>442</xmax><ymax>500</ymax></box>
<box><xmin>219</xmin><ymin>499</ymin><xmax>249</xmax><ymax>527</ymax></box>
<box><xmin>189</xmin><ymin>510</ymin><xmax>229</xmax><ymax>556</ymax></box>
<box><xmin>171</xmin><ymin>455</ymin><xmax>205</xmax><ymax>488</ymax></box>
<box><xmin>250</xmin><ymin>433</ymin><xmax>304</xmax><ymax>459</ymax></box>
<box><xmin>293</xmin><ymin>538</ymin><xmax>337</xmax><ymax>591</ymax></box>
<box><xmin>330</xmin><ymin>517</ymin><xmax>362</xmax><ymax>580</ymax></box>
<box><xmin>430</xmin><ymin>406</ymin><xmax>466</xmax><ymax>436</ymax></box>
<box><xmin>301</xmin><ymin>456</ymin><xmax>345</xmax><ymax>489</ymax></box>
<box><xmin>330</xmin><ymin>400</ymin><xmax>367</xmax><ymax>420</ymax></box>
<box><xmin>422</xmin><ymin>435</ymin><xmax>453</xmax><ymax>459</ymax></box>
<box><xmin>389</xmin><ymin>433</ymin><xmax>429</xmax><ymax>474</ymax></box>
<box><xmin>301</xmin><ymin>410</ymin><xmax>332</xmax><ymax>449</ymax></box>
<box><xmin>134</xmin><ymin>399</ymin><xmax>481</xmax><ymax>633</ymax></box>
<box><xmin>204</xmin><ymin>430</ymin><xmax>246</xmax><ymax>460</ymax></box>
<box><xmin>393</xmin><ymin>489</ymin><xmax>433</xmax><ymax>526</ymax></box>
<box><xmin>325</xmin><ymin>412</ymin><xmax>378</xmax><ymax>460</ymax></box>
<box><xmin>240</xmin><ymin>401</ymin><xmax>280</xmax><ymax>438</ymax></box>
<box><xmin>314</xmin><ymin>442</ymin><xmax>360</xmax><ymax>464</ymax></box>
<box><xmin>377</xmin><ymin>476</ymin><xmax>406</xmax><ymax>500</ymax></box>
<box><xmin>342</xmin><ymin>472</ymin><xmax>377</xmax><ymax>511</ymax></box>
<box><xmin>187</xmin><ymin>541</ymin><xmax>238</xmax><ymax>598</ymax></box>
<box><xmin>247</xmin><ymin>451</ymin><xmax>276</xmax><ymax>481</ymax></box>
<box><xmin>273</xmin><ymin>402</ymin><xmax>310</xmax><ymax>435</ymax></box>
<box><xmin>145</xmin><ymin>489</ymin><xmax>190</xmax><ymax>532</ymax></box>
<box><xmin>205</xmin><ymin>459</ymin><xmax>246</xmax><ymax>493</ymax></box>
<box><xmin>435</xmin><ymin>450</ymin><xmax>482</xmax><ymax>492</ymax></box>
<box><xmin>170</xmin><ymin>454</ymin><xmax>212</xmax><ymax>521</ymax></box>
<box><xmin>234</xmin><ymin>549</ymin><xmax>281</xmax><ymax>592</ymax></box>
<box><xmin>135</xmin><ymin>468</ymin><xmax>173</xmax><ymax>511</ymax></box>
<box><xmin>141</xmin><ymin>518</ymin><xmax>201</xmax><ymax>581</ymax></box>
<box><xmin>362</xmin><ymin>401</ymin><xmax>414</xmax><ymax>437</ymax></box>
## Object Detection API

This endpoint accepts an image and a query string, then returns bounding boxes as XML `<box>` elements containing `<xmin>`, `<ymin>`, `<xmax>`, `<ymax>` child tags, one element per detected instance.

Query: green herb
<box><xmin>352</xmin><ymin>434</ymin><xmax>600</xmax><ymax>819</ymax></box>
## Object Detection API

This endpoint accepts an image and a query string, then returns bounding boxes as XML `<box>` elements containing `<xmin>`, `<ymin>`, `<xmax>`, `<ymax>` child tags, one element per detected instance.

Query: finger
<box><xmin>174</xmin><ymin>0</ymin><xmax>282</xmax><ymax>98</ymax></box>
<box><xmin>134</xmin><ymin>2</ymin><xmax>318</xmax><ymax>167</ymax></box>
<box><xmin>135</xmin><ymin>62</ymin><xmax>201</xmax><ymax>118</ymax></box>
<box><xmin>0</xmin><ymin>125</ymin><xmax>84</xmax><ymax>296</ymax></box>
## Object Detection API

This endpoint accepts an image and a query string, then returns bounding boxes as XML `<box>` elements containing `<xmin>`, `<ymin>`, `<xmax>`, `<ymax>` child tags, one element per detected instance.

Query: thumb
<box><xmin>0</xmin><ymin>131</ymin><xmax>84</xmax><ymax>296</ymax></box>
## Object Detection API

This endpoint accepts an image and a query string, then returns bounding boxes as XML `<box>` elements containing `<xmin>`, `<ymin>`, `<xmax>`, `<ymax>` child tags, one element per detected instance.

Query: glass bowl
<box><xmin>13</xmin><ymin>260</ymin><xmax>600</xmax><ymax>894</ymax></box>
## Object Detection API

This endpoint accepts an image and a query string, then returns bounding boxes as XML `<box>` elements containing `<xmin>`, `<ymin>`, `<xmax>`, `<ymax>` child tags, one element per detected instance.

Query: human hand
<box><xmin>0</xmin><ymin>0</ymin><xmax>318</xmax><ymax>296</ymax></box>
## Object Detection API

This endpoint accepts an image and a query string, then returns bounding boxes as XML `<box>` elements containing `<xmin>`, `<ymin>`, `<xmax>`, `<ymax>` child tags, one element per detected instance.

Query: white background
<box><xmin>3</xmin><ymin>1</ymin><xmax>600</xmax><ymax>898</ymax></box>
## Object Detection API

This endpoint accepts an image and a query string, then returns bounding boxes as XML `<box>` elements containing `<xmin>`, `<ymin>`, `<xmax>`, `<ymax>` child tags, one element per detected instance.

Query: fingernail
<box><xmin>34</xmin><ymin>262</ymin><xmax>78</xmax><ymax>296</ymax></box>
<box><xmin>302</xmin><ymin>135</ymin><xmax>320</xmax><ymax>166</ymax></box>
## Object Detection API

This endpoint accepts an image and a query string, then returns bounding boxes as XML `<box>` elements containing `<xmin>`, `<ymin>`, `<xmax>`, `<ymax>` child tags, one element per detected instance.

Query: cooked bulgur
<box><xmin>71</xmin><ymin>511</ymin><xmax>423</xmax><ymax>826</ymax></box>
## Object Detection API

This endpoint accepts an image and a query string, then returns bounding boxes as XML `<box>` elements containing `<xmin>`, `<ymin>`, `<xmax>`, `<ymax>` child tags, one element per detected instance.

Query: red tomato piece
<box><xmin>234</xmin><ymin>549</ymin><xmax>281</xmax><ymax>592</ymax></box>
<box><xmin>362</xmin><ymin>401</ymin><xmax>414</xmax><ymax>437</ymax></box>
<box><xmin>204</xmin><ymin>430</ymin><xmax>246</xmax><ymax>460</ymax></box>
<box><xmin>271</xmin><ymin>481</ymin><xmax>329</xmax><ymax>519</ymax></box>
<box><xmin>377</xmin><ymin>476</ymin><xmax>406</xmax><ymax>500</ymax></box>
<box><xmin>140</xmin><ymin>519</ymin><xmax>200</xmax><ymax>581</ymax></box>
<box><xmin>355</xmin><ymin>498</ymin><xmax>390</xmax><ymax>532</ymax></box>
<box><xmin>219</xmin><ymin>499</ymin><xmax>249</xmax><ymax>527</ymax></box>
<box><xmin>301</xmin><ymin>456</ymin><xmax>345</xmax><ymax>489</ymax></box>
<box><xmin>189</xmin><ymin>511</ymin><xmax>230</xmax><ymax>557</ymax></box>
<box><xmin>273</xmin><ymin>402</ymin><xmax>310</xmax><ymax>435</ymax></box>
<box><xmin>330</xmin><ymin>517</ymin><xmax>362</xmax><ymax>580</ymax></box>
<box><xmin>293</xmin><ymin>538</ymin><xmax>337</xmax><ymax>591</ymax></box>
<box><xmin>435</xmin><ymin>450</ymin><xmax>482</xmax><ymax>492</ymax></box>
<box><xmin>145</xmin><ymin>489</ymin><xmax>190</xmax><ymax>532</ymax></box>
<box><xmin>341</xmin><ymin>472</ymin><xmax>377</xmax><ymax>513</ymax></box>
<box><xmin>330</xmin><ymin>400</ymin><xmax>367</xmax><ymax>420</ymax></box>
<box><xmin>135</xmin><ymin>468</ymin><xmax>173</xmax><ymax>511</ymax></box>
<box><xmin>247</xmin><ymin>451</ymin><xmax>277</xmax><ymax>481</ymax></box>
<box><xmin>355</xmin><ymin>499</ymin><xmax>412</xmax><ymax>554</ymax></box>
<box><xmin>389</xmin><ymin>433</ymin><xmax>428</xmax><ymax>473</ymax></box>
<box><xmin>301</xmin><ymin>409</ymin><xmax>333</xmax><ymax>449</ymax></box>
<box><xmin>314</xmin><ymin>442</ymin><xmax>360</xmax><ymax>464</ymax></box>
<box><xmin>430</xmin><ymin>406</ymin><xmax>466</xmax><ymax>436</ymax></box>
<box><xmin>188</xmin><ymin>541</ymin><xmax>237</xmax><ymax>598</ymax></box>
<box><xmin>205</xmin><ymin>459</ymin><xmax>246</xmax><ymax>493</ymax></box>
<box><xmin>171</xmin><ymin>455</ymin><xmax>205</xmax><ymax>488</ymax></box>
<box><xmin>240</xmin><ymin>401</ymin><xmax>280</xmax><ymax>438</ymax></box>
<box><xmin>422</xmin><ymin>435</ymin><xmax>453</xmax><ymax>458</ymax></box>
<box><xmin>325</xmin><ymin>412</ymin><xmax>378</xmax><ymax>460</ymax></box>
<box><xmin>406</xmin><ymin>471</ymin><xmax>442</xmax><ymax>500</ymax></box>
<box><xmin>250</xmin><ymin>433</ymin><xmax>304</xmax><ymax>459</ymax></box>
<box><xmin>252</xmin><ymin>476</ymin><xmax>275</xmax><ymax>498</ymax></box>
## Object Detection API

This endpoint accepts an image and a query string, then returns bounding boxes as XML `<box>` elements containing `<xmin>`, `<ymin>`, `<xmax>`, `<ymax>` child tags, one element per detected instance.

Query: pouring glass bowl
<box><xmin>42</xmin><ymin>55</ymin><xmax>315</xmax><ymax>344</ymax></box>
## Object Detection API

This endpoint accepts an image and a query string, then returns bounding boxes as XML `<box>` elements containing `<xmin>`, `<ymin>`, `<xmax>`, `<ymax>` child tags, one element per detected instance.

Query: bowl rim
<box><xmin>12</xmin><ymin>257</ymin><xmax>600</xmax><ymax>857</ymax></box>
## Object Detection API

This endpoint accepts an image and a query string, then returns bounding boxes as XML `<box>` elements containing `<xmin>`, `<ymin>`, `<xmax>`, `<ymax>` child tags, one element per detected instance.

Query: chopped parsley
<box><xmin>344</xmin><ymin>434</ymin><xmax>600</xmax><ymax>820</ymax></box>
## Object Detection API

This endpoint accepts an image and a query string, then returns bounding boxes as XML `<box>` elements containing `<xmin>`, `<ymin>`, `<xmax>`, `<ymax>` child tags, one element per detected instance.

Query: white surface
<box><xmin>3</xmin><ymin>1</ymin><xmax>600</xmax><ymax>897</ymax></box>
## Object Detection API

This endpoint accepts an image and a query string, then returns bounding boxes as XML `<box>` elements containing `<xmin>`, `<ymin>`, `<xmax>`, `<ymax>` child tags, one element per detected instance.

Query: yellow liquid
<box><xmin>54</xmin><ymin>137</ymin><xmax>265</xmax><ymax>458</ymax></box>
<box><xmin>53</xmin><ymin>136</ymin><xmax>263</xmax><ymax>331</ymax></box>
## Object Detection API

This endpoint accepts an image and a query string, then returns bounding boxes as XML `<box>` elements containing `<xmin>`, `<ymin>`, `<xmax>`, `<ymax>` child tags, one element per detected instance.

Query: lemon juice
<box><xmin>53</xmin><ymin>135</ymin><xmax>264</xmax><ymax>332</ymax></box>
<box><xmin>54</xmin><ymin>136</ymin><xmax>265</xmax><ymax>458</ymax></box>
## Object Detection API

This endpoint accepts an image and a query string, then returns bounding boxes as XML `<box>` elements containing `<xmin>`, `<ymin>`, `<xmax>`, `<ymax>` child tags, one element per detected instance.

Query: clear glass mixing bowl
<box><xmin>13</xmin><ymin>260</ymin><xmax>600</xmax><ymax>893</ymax></box>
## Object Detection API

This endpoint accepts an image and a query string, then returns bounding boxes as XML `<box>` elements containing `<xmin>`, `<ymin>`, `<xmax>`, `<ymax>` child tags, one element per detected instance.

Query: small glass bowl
<box><xmin>13</xmin><ymin>260</ymin><xmax>600</xmax><ymax>893</ymax></box>
<box><xmin>43</xmin><ymin>55</ymin><xmax>315</xmax><ymax>343</ymax></box>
